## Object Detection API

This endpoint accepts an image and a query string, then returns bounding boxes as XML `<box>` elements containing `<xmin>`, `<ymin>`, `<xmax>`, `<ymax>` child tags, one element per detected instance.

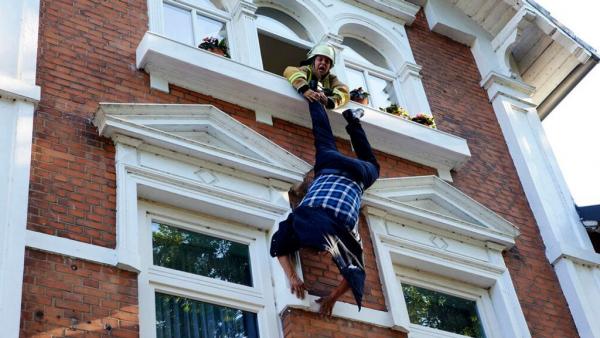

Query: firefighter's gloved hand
<box><xmin>326</xmin><ymin>97</ymin><xmax>335</xmax><ymax>109</ymax></box>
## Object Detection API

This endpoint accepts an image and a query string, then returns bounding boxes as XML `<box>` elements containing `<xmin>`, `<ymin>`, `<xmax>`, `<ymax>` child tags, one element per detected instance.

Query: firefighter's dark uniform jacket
<box><xmin>284</xmin><ymin>65</ymin><xmax>350</xmax><ymax>109</ymax></box>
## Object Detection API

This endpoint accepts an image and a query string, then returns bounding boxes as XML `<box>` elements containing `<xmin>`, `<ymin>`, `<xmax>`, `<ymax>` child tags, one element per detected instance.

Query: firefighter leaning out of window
<box><xmin>271</xmin><ymin>43</ymin><xmax>380</xmax><ymax>316</ymax></box>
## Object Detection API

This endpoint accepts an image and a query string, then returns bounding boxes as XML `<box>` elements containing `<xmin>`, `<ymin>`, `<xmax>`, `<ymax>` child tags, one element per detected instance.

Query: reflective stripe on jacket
<box><xmin>283</xmin><ymin>65</ymin><xmax>349</xmax><ymax>109</ymax></box>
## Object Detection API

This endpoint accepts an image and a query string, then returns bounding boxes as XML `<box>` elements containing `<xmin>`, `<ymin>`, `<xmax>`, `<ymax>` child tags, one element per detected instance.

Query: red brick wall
<box><xmin>407</xmin><ymin>10</ymin><xmax>579</xmax><ymax>337</ymax></box>
<box><xmin>282</xmin><ymin>309</ymin><xmax>407</xmax><ymax>338</ymax></box>
<box><xmin>24</xmin><ymin>0</ymin><xmax>580</xmax><ymax>337</ymax></box>
<box><xmin>20</xmin><ymin>249</ymin><xmax>138</xmax><ymax>337</ymax></box>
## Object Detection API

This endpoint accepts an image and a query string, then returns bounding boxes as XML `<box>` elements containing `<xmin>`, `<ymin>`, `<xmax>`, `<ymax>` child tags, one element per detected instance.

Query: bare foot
<box><xmin>289</xmin><ymin>274</ymin><xmax>306</xmax><ymax>300</ymax></box>
<box><xmin>316</xmin><ymin>295</ymin><xmax>335</xmax><ymax>317</ymax></box>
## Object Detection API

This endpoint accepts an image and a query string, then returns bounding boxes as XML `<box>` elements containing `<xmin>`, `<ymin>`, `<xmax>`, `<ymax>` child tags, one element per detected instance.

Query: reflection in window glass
<box><xmin>367</xmin><ymin>75</ymin><xmax>392</xmax><ymax>108</ymax></box>
<box><xmin>346</xmin><ymin>67</ymin><xmax>367</xmax><ymax>93</ymax></box>
<box><xmin>197</xmin><ymin>14</ymin><xmax>226</xmax><ymax>42</ymax></box>
<box><xmin>152</xmin><ymin>222</ymin><xmax>252</xmax><ymax>286</ymax></box>
<box><xmin>163</xmin><ymin>3</ymin><xmax>194</xmax><ymax>45</ymax></box>
<box><xmin>155</xmin><ymin>292</ymin><xmax>259</xmax><ymax>338</ymax></box>
<box><xmin>402</xmin><ymin>283</ymin><xmax>486</xmax><ymax>338</ymax></box>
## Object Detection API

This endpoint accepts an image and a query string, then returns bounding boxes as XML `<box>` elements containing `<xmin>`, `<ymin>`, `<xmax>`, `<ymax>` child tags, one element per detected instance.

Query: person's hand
<box><xmin>318</xmin><ymin>92</ymin><xmax>328</xmax><ymax>105</ymax></box>
<box><xmin>316</xmin><ymin>295</ymin><xmax>336</xmax><ymax>317</ymax></box>
<box><xmin>289</xmin><ymin>274</ymin><xmax>306</xmax><ymax>300</ymax></box>
<box><xmin>303</xmin><ymin>89</ymin><xmax>322</xmax><ymax>103</ymax></box>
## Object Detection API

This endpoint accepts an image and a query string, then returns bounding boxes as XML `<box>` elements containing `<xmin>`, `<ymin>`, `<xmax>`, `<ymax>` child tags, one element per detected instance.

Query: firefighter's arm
<box><xmin>328</xmin><ymin>76</ymin><xmax>350</xmax><ymax>109</ymax></box>
<box><xmin>283</xmin><ymin>66</ymin><xmax>311</xmax><ymax>94</ymax></box>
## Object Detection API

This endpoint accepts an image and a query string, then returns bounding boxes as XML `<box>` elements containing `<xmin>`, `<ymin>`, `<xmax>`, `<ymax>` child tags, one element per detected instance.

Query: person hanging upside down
<box><xmin>271</xmin><ymin>43</ymin><xmax>380</xmax><ymax>316</ymax></box>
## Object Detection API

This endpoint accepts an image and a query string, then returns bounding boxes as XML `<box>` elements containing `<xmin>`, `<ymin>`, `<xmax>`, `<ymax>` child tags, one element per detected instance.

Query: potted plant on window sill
<box><xmin>411</xmin><ymin>113</ymin><xmax>437</xmax><ymax>129</ymax></box>
<box><xmin>379</xmin><ymin>104</ymin><xmax>410</xmax><ymax>119</ymax></box>
<box><xmin>350</xmin><ymin>87</ymin><xmax>370</xmax><ymax>105</ymax></box>
<box><xmin>199</xmin><ymin>37</ymin><xmax>230</xmax><ymax>58</ymax></box>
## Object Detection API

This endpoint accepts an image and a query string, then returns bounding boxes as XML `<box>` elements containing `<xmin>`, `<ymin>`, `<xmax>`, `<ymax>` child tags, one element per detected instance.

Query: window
<box><xmin>155</xmin><ymin>292</ymin><xmax>258</xmax><ymax>338</ymax></box>
<box><xmin>138</xmin><ymin>203</ymin><xmax>275</xmax><ymax>338</ymax></box>
<box><xmin>397</xmin><ymin>267</ymin><xmax>491</xmax><ymax>338</ymax></box>
<box><xmin>255</xmin><ymin>7</ymin><xmax>311</xmax><ymax>75</ymax></box>
<box><xmin>162</xmin><ymin>0</ymin><xmax>229</xmax><ymax>52</ymax></box>
<box><xmin>342</xmin><ymin>37</ymin><xmax>395</xmax><ymax>109</ymax></box>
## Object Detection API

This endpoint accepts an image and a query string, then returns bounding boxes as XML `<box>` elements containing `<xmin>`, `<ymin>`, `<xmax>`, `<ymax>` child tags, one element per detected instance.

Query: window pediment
<box><xmin>365</xmin><ymin>175</ymin><xmax>519</xmax><ymax>247</ymax></box>
<box><xmin>94</xmin><ymin>103</ymin><xmax>311</xmax><ymax>183</ymax></box>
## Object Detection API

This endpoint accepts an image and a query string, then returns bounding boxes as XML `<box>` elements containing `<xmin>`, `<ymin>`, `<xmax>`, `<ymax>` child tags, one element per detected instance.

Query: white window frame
<box><xmin>153</xmin><ymin>0</ymin><xmax>233</xmax><ymax>53</ymax></box>
<box><xmin>363</xmin><ymin>176</ymin><xmax>531</xmax><ymax>337</ymax></box>
<box><xmin>138</xmin><ymin>202</ymin><xmax>272</xmax><ymax>338</ymax></box>
<box><xmin>255</xmin><ymin>6</ymin><xmax>314</xmax><ymax>48</ymax></box>
<box><xmin>343</xmin><ymin>58</ymin><xmax>398</xmax><ymax>109</ymax></box>
<box><xmin>395</xmin><ymin>266</ymin><xmax>496</xmax><ymax>338</ymax></box>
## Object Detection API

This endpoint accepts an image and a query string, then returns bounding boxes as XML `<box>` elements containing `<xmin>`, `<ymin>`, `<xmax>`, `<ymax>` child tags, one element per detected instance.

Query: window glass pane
<box><xmin>367</xmin><ymin>75</ymin><xmax>393</xmax><ymax>109</ymax></box>
<box><xmin>152</xmin><ymin>222</ymin><xmax>252</xmax><ymax>286</ymax></box>
<box><xmin>197</xmin><ymin>14</ymin><xmax>226</xmax><ymax>42</ymax></box>
<box><xmin>163</xmin><ymin>3</ymin><xmax>194</xmax><ymax>45</ymax></box>
<box><xmin>155</xmin><ymin>292</ymin><xmax>259</xmax><ymax>338</ymax></box>
<box><xmin>342</xmin><ymin>37</ymin><xmax>389</xmax><ymax>69</ymax></box>
<box><xmin>346</xmin><ymin>67</ymin><xmax>367</xmax><ymax>94</ymax></box>
<box><xmin>256</xmin><ymin>7</ymin><xmax>311</xmax><ymax>42</ymax></box>
<box><xmin>402</xmin><ymin>283</ymin><xmax>486</xmax><ymax>338</ymax></box>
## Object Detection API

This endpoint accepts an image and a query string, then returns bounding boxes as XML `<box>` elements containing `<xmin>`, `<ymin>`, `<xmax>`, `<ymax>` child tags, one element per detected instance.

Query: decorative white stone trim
<box><xmin>348</xmin><ymin>0</ymin><xmax>420</xmax><ymax>24</ymax></box>
<box><xmin>482</xmin><ymin>70</ymin><xmax>600</xmax><ymax>338</ymax></box>
<box><xmin>0</xmin><ymin>0</ymin><xmax>41</xmax><ymax>336</ymax></box>
<box><xmin>94</xmin><ymin>103</ymin><xmax>311</xmax><ymax>183</ymax></box>
<box><xmin>364</xmin><ymin>175</ymin><xmax>530</xmax><ymax>337</ymax></box>
<box><xmin>0</xmin><ymin>75</ymin><xmax>41</xmax><ymax>103</ymax></box>
<box><xmin>135</xmin><ymin>32</ymin><xmax>471</xmax><ymax>174</ymax></box>
<box><xmin>25</xmin><ymin>230</ymin><xmax>118</xmax><ymax>266</ymax></box>
<box><xmin>137</xmin><ymin>202</ymin><xmax>281</xmax><ymax>338</ymax></box>
<box><xmin>364</xmin><ymin>176</ymin><xmax>519</xmax><ymax>246</ymax></box>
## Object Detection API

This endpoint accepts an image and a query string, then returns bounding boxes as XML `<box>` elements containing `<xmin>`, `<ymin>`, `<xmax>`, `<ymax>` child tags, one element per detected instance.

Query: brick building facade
<box><xmin>2</xmin><ymin>0</ymin><xmax>600</xmax><ymax>337</ymax></box>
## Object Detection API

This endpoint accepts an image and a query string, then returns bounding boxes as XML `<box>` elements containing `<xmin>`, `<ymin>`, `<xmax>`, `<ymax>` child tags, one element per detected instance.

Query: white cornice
<box><xmin>347</xmin><ymin>0</ymin><xmax>420</xmax><ymax>24</ymax></box>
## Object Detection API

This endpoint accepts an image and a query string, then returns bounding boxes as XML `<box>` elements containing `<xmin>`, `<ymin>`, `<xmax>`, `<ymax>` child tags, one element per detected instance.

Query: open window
<box><xmin>162</xmin><ymin>0</ymin><xmax>230</xmax><ymax>56</ymax></box>
<box><xmin>342</xmin><ymin>37</ymin><xmax>395</xmax><ymax>109</ymax></box>
<box><xmin>255</xmin><ymin>7</ymin><xmax>312</xmax><ymax>75</ymax></box>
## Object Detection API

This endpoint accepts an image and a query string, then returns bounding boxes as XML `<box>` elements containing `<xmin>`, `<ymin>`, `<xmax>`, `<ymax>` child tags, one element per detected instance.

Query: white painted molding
<box><xmin>94</xmin><ymin>103</ymin><xmax>312</xmax><ymax>183</ymax></box>
<box><xmin>365</xmin><ymin>178</ymin><xmax>530</xmax><ymax>336</ymax></box>
<box><xmin>348</xmin><ymin>0</ymin><xmax>420</xmax><ymax>24</ymax></box>
<box><xmin>364</xmin><ymin>176</ymin><xmax>519</xmax><ymax>247</ymax></box>
<box><xmin>25</xmin><ymin>230</ymin><xmax>118</xmax><ymax>266</ymax></box>
<box><xmin>0</xmin><ymin>0</ymin><xmax>41</xmax><ymax>336</ymax></box>
<box><xmin>482</xmin><ymin>70</ymin><xmax>600</xmax><ymax>338</ymax></box>
<box><xmin>0</xmin><ymin>75</ymin><xmax>41</xmax><ymax>103</ymax></box>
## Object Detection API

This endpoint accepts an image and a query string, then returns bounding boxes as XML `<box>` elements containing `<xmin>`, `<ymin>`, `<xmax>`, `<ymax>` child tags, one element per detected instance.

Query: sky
<box><xmin>535</xmin><ymin>0</ymin><xmax>600</xmax><ymax>206</ymax></box>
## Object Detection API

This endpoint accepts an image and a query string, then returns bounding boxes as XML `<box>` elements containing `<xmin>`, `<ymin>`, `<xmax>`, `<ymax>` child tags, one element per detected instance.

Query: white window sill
<box><xmin>136</xmin><ymin>32</ymin><xmax>471</xmax><ymax>177</ymax></box>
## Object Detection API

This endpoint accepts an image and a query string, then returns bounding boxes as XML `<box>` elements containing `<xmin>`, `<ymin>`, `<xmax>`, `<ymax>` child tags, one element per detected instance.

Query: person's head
<box><xmin>303</xmin><ymin>43</ymin><xmax>336</xmax><ymax>79</ymax></box>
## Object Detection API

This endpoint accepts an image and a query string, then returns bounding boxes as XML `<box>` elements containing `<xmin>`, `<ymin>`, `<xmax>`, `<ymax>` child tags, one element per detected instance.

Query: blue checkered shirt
<box><xmin>298</xmin><ymin>174</ymin><xmax>363</xmax><ymax>228</ymax></box>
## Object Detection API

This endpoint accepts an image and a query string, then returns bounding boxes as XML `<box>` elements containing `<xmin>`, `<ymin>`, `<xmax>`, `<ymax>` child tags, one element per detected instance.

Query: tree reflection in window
<box><xmin>402</xmin><ymin>283</ymin><xmax>486</xmax><ymax>338</ymax></box>
<box><xmin>152</xmin><ymin>222</ymin><xmax>252</xmax><ymax>286</ymax></box>
<box><xmin>155</xmin><ymin>292</ymin><xmax>258</xmax><ymax>338</ymax></box>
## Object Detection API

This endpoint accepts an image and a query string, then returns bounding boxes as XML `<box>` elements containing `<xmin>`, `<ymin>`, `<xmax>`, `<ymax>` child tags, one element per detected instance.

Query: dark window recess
<box><xmin>402</xmin><ymin>283</ymin><xmax>486</xmax><ymax>338</ymax></box>
<box><xmin>155</xmin><ymin>292</ymin><xmax>258</xmax><ymax>338</ymax></box>
<box><xmin>258</xmin><ymin>32</ymin><xmax>309</xmax><ymax>76</ymax></box>
<box><xmin>152</xmin><ymin>222</ymin><xmax>252</xmax><ymax>286</ymax></box>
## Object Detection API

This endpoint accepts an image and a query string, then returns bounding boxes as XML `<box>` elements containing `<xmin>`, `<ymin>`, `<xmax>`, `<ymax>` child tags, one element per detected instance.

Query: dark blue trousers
<box><xmin>309</xmin><ymin>101</ymin><xmax>380</xmax><ymax>190</ymax></box>
<box><xmin>270</xmin><ymin>102</ymin><xmax>380</xmax><ymax>309</ymax></box>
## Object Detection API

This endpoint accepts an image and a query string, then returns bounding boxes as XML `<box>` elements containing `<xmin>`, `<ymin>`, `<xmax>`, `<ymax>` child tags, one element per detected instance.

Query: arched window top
<box><xmin>256</xmin><ymin>7</ymin><xmax>312</xmax><ymax>44</ymax></box>
<box><xmin>342</xmin><ymin>37</ymin><xmax>389</xmax><ymax>70</ymax></box>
